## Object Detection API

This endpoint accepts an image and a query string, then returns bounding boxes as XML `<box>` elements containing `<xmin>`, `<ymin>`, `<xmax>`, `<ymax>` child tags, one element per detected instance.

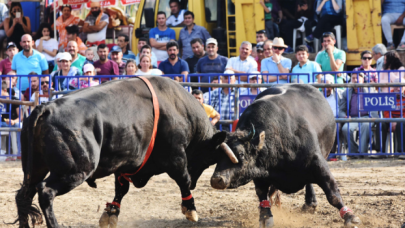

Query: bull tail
<box><xmin>13</xmin><ymin>105</ymin><xmax>48</xmax><ymax>227</ymax></box>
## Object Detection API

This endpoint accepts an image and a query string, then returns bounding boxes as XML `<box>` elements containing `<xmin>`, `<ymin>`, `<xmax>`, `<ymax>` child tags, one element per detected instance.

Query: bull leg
<box><xmin>315</xmin><ymin>159</ymin><xmax>361</xmax><ymax>227</ymax></box>
<box><xmin>254</xmin><ymin>180</ymin><xmax>274</xmax><ymax>228</ymax></box>
<box><xmin>99</xmin><ymin>173</ymin><xmax>130</xmax><ymax>228</ymax></box>
<box><xmin>37</xmin><ymin>172</ymin><xmax>86</xmax><ymax>228</ymax></box>
<box><xmin>302</xmin><ymin>184</ymin><xmax>317</xmax><ymax>213</ymax></box>
<box><xmin>268</xmin><ymin>186</ymin><xmax>281</xmax><ymax>208</ymax></box>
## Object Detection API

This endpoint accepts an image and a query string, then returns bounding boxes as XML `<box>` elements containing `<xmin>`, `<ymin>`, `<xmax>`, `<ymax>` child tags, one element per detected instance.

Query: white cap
<box><xmin>206</xmin><ymin>38</ymin><xmax>218</xmax><ymax>46</ymax></box>
<box><xmin>58</xmin><ymin>52</ymin><xmax>72</xmax><ymax>62</ymax></box>
<box><xmin>83</xmin><ymin>64</ymin><xmax>95</xmax><ymax>73</ymax></box>
<box><xmin>249</xmin><ymin>71</ymin><xmax>262</xmax><ymax>79</ymax></box>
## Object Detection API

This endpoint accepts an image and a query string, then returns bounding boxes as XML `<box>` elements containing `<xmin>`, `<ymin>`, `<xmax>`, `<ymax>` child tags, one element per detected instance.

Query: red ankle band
<box><xmin>260</xmin><ymin>200</ymin><xmax>271</xmax><ymax>208</ymax></box>
<box><xmin>339</xmin><ymin>206</ymin><xmax>352</xmax><ymax>218</ymax></box>
<box><xmin>182</xmin><ymin>194</ymin><xmax>193</xmax><ymax>201</ymax></box>
<box><xmin>106</xmin><ymin>201</ymin><xmax>121</xmax><ymax>208</ymax></box>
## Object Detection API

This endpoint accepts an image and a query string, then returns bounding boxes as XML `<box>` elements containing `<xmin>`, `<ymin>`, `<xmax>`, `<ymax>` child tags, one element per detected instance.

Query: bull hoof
<box><xmin>99</xmin><ymin>211</ymin><xmax>109</xmax><ymax>228</ymax></box>
<box><xmin>181</xmin><ymin>206</ymin><xmax>198</xmax><ymax>222</ymax></box>
<box><xmin>301</xmin><ymin>203</ymin><xmax>317</xmax><ymax>214</ymax></box>
<box><xmin>259</xmin><ymin>216</ymin><xmax>274</xmax><ymax>228</ymax></box>
<box><xmin>108</xmin><ymin>214</ymin><xmax>118</xmax><ymax>228</ymax></box>
<box><xmin>343</xmin><ymin>213</ymin><xmax>361</xmax><ymax>228</ymax></box>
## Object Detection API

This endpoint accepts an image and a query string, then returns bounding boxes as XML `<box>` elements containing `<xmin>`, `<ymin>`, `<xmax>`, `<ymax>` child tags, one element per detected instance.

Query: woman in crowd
<box><xmin>380</xmin><ymin>50</ymin><xmax>405</xmax><ymax>93</ymax></box>
<box><xmin>34</xmin><ymin>23</ymin><xmax>58</xmax><ymax>72</ymax></box>
<box><xmin>55</xmin><ymin>4</ymin><xmax>83</xmax><ymax>51</ymax></box>
<box><xmin>4</xmin><ymin>2</ymin><xmax>31</xmax><ymax>50</ymax></box>
<box><xmin>125</xmin><ymin>60</ymin><xmax>137</xmax><ymax>76</ymax></box>
<box><xmin>135</xmin><ymin>55</ymin><xmax>162</xmax><ymax>76</ymax></box>
<box><xmin>353</xmin><ymin>50</ymin><xmax>377</xmax><ymax>83</ymax></box>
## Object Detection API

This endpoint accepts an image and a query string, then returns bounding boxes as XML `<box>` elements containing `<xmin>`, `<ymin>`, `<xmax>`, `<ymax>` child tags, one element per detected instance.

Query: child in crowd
<box><xmin>83</xmin><ymin>49</ymin><xmax>94</xmax><ymax>65</ymax></box>
<box><xmin>69</xmin><ymin>64</ymin><xmax>98</xmax><ymax>89</ymax></box>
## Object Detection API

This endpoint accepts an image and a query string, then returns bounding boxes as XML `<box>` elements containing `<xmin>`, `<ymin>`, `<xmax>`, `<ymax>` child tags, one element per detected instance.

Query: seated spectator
<box><xmin>30</xmin><ymin>76</ymin><xmax>55</xmax><ymax>104</ymax></box>
<box><xmin>0</xmin><ymin>42</ymin><xmax>18</xmax><ymax>75</ymax></box>
<box><xmin>135</xmin><ymin>38</ymin><xmax>157</xmax><ymax>67</ymax></box>
<box><xmin>65</xmin><ymin>25</ymin><xmax>87</xmax><ymax>56</ymax></box>
<box><xmin>84</xmin><ymin>48</ymin><xmax>94</xmax><ymax>65</ymax></box>
<box><xmin>255</xmin><ymin>42</ymin><xmax>265</xmax><ymax>72</ymax></box>
<box><xmin>136</xmin><ymin>55</ymin><xmax>163</xmax><ymax>76</ymax></box>
<box><xmin>33</xmin><ymin>23</ymin><xmax>58</xmax><ymax>72</ymax></box>
<box><xmin>93</xmin><ymin>44</ymin><xmax>119</xmax><ymax>82</ymax></box>
<box><xmin>262</xmin><ymin>39</ymin><xmax>273</xmax><ymax>58</ymax></box>
<box><xmin>256</xmin><ymin>30</ymin><xmax>268</xmax><ymax>43</ymax></box>
<box><xmin>23</xmin><ymin>75</ymin><xmax>39</xmax><ymax>101</ymax></box>
<box><xmin>315</xmin><ymin>32</ymin><xmax>346</xmax><ymax>84</ymax></box>
<box><xmin>83</xmin><ymin>2</ymin><xmax>109</xmax><ymax>47</ymax></box>
<box><xmin>259</xmin><ymin>0</ymin><xmax>281</xmax><ymax>40</ymax></box>
<box><xmin>179</xmin><ymin>11</ymin><xmax>210</xmax><ymax>59</ymax></box>
<box><xmin>116</xmin><ymin>34</ymin><xmax>136</xmax><ymax>61</ymax></box>
<box><xmin>52</xmin><ymin>41</ymin><xmax>86</xmax><ymax>73</ymax></box>
<box><xmin>1</xmin><ymin>81</ymin><xmax>21</xmax><ymax>128</ymax></box>
<box><xmin>380</xmin><ymin>50</ymin><xmax>405</xmax><ymax>92</ymax></box>
<box><xmin>305</xmin><ymin>0</ymin><xmax>343</xmax><ymax>43</ymax></box>
<box><xmin>69</xmin><ymin>63</ymin><xmax>98</xmax><ymax>89</ymax></box>
<box><xmin>166</xmin><ymin>0</ymin><xmax>186</xmax><ymax>27</ymax></box>
<box><xmin>339</xmin><ymin>73</ymin><xmax>378</xmax><ymax>157</ymax></box>
<box><xmin>185</xmin><ymin>38</ymin><xmax>207</xmax><ymax>74</ymax></box>
<box><xmin>4</xmin><ymin>2</ymin><xmax>31</xmax><ymax>51</ymax></box>
<box><xmin>292</xmin><ymin>45</ymin><xmax>322</xmax><ymax>83</ymax></box>
<box><xmin>149</xmin><ymin>12</ymin><xmax>176</xmax><ymax>62</ymax></box>
<box><xmin>196</xmin><ymin>38</ymin><xmax>228</xmax><ymax>84</ymax></box>
<box><xmin>240</xmin><ymin>73</ymin><xmax>265</xmax><ymax>95</ymax></box>
<box><xmin>110</xmin><ymin>45</ymin><xmax>126</xmax><ymax>75</ymax></box>
<box><xmin>125</xmin><ymin>60</ymin><xmax>137</xmax><ymax>75</ymax></box>
<box><xmin>158</xmin><ymin>41</ymin><xmax>189</xmax><ymax>82</ymax></box>
<box><xmin>136</xmin><ymin>45</ymin><xmax>157</xmax><ymax>68</ymax></box>
<box><xmin>353</xmin><ymin>50</ymin><xmax>378</xmax><ymax>83</ymax></box>
<box><xmin>55</xmin><ymin>4</ymin><xmax>83</xmax><ymax>51</ymax></box>
<box><xmin>225</xmin><ymin>41</ymin><xmax>257</xmax><ymax>82</ymax></box>
<box><xmin>52</xmin><ymin>52</ymin><xmax>81</xmax><ymax>90</ymax></box>
<box><xmin>261</xmin><ymin>37</ymin><xmax>291</xmax><ymax>83</ymax></box>
<box><xmin>381</xmin><ymin>0</ymin><xmax>405</xmax><ymax>50</ymax></box>
<box><xmin>372</xmin><ymin>44</ymin><xmax>387</xmax><ymax>71</ymax></box>
<box><xmin>192</xmin><ymin>89</ymin><xmax>220</xmax><ymax>126</ymax></box>
<box><xmin>0</xmin><ymin>2</ymin><xmax>8</xmax><ymax>45</ymax></box>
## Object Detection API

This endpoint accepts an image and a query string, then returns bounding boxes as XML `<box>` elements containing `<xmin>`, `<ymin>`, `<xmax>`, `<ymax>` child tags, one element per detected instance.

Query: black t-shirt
<box><xmin>186</xmin><ymin>53</ymin><xmax>208</xmax><ymax>74</ymax></box>
<box><xmin>1</xmin><ymin>89</ymin><xmax>19</xmax><ymax>122</ymax></box>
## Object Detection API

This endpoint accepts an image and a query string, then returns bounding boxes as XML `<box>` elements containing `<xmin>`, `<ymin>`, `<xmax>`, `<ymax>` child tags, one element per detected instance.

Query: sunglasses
<box><xmin>362</xmin><ymin>57</ymin><xmax>372</xmax><ymax>60</ymax></box>
<box><xmin>41</xmin><ymin>81</ymin><xmax>49</xmax><ymax>85</ymax></box>
<box><xmin>272</xmin><ymin>47</ymin><xmax>285</xmax><ymax>50</ymax></box>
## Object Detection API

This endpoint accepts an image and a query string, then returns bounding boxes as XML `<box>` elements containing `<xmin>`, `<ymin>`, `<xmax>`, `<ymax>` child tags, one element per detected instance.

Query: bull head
<box><xmin>220</xmin><ymin>142</ymin><xmax>238</xmax><ymax>164</ymax></box>
<box><xmin>243</xmin><ymin>123</ymin><xmax>256</xmax><ymax>142</ymax></box>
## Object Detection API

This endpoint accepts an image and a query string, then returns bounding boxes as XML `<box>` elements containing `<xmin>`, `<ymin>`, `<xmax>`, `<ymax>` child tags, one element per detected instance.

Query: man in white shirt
<box><xmin>225</xmin><ymin>41</ymin><xmax>258</xmax><ymax>82</ymax></box>
<box><xmin>83</xmin><ymin>2</ymin><xmax>109</xmax><ymax>46</ymax></box>
<box><xmin>166</xmin><ymin>0</ymin><xmax>186</xmax><ymax>26</ymax></box>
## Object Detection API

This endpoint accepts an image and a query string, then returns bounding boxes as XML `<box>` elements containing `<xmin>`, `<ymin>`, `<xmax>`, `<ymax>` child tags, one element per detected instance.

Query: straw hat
<box><xmin>272</xmin><ymin>37</ymin><xmax>288</xmax><ymax>48</ymax></box>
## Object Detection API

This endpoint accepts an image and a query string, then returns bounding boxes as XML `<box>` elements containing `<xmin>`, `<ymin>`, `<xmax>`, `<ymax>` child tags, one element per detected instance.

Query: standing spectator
<box><xmin>262</xmin><ymin>39</ymin><xmax>273</xmax><ymax>58</ymax></box>
<box><xmin>179</xmin><ymin>11</ymin><xmax>210</xmax><ymax>59</ymax></box>
<box><xmin>315</xmin><ymin>32</ymin><xmax>346</xmax><ymax>84</ymax></box>
<box><xmin>0</xmin><ymin>42</ymin><xmax>18</xmax><ymax>75</ymax></box>
<box><xmin>110</xmin><ymin>45</ymin><xmax>126</xmax><ymax>75</ymax></box>
<box><xmin>83</xmin><ymin>2</ymin><xmax>109</xmax><ymax>46</ymax></box>
<box><xmin>11</xmin><ymin>35</ymin><xmax>48</xmax><ymax>92</ymax></box>
<box><xmin>158</xmin><ymin>41</ymin><xmax>189</xmax><ymax>82</ymax></box>
<box><xmin>372</xmin><ymin>43</ymin><xmax>387</xmax><ymax>71</ymax></box>
<box><xmin>23</xmin><ymin>76</ymin><xmax>39</xmax><ymax>101</ymax></box>
<box><xmin>4</xmin><ymin>2</ymin><xmax>31</xmax><ymax>51</ymax></box>
<box><xmin>256</xmin><ymin>30</ymin><xmax>268</xmax><ymax>43</ymax></box>
<box><xmin>196</xmin><ymin>38</ymin><xmax>228</xmax><ymax>85</ymax></box>
<box><xmin>0</xmin><ymin>2</ymin><xmax>8</xmax><ymax>45</ymax></box>
<box><xmin>380</xmin><ymin>50</ymin><xmax>405</xmax><ymax>92</ymax></box>
<box><xmin>185</xmin><ymin>38</ymin><xmax>207</xmax><ymax>74</ymax></box>
<box><xmin>291</xmin><ymin>45</ymin><xmax>322</xmax><ymax>83</ymax></box>
<box><xmin>149</xmin><ymin>12</ymin><xmax>176</xmax><ymax>62</ymax></box>
<box><xmin>259</xmin><ymin>0</ymin><xmax>282</xmax><ymax>39</ymax></box>
<box><xmin>93</xmin><ymin>44</ymin><xmax>119</xmax><ymax>82</ymax></box>
<box><xmin>255</xmin><ymin>42</ymin><xmax>265</xmax><ymax>72</ymax></box>
<box><xmin>166</xmin><ymin>0</ymin><xmax>186</xmax><ymax>26</ymax></box>
<box><xmin>51</xmin><ymin>41</ymin><xmax>86</xmax><ymax>72</ymax></box>
<box><xmin>117</xmin><ymin>34</ymin><xmax>136</xmax><ymax>61</ymax></box>
<box><xmin>136</xmin><ymin>55</ymin><xmax>163</xmax><ymax>76</ymax></box>
<box><xmin>261</xmin><ymin>37</ymin><xmax>291</xmax><ymax>83</ymax></box>
<box><xmin>33</xmin><ymin>23</ymin><xmax>58</xmax><ymax>72</ymax></box>
<box><xmin>30</xmin><ymin>76</ymin><xmax>54</xmax><ymax>104</ymax></box>
<box><xmin>381</xmin><ymin>0</ymin><xmax>405</xmax><ymax>50</ymax></box>
<box><xmin>51</xmin><ymin>52</ymin><xmax>81</xmax><ymax>90</ymax></box>
<box><xmin>192</xmin><ymin>89</ymin><xmax>220</xmax><ymax>126</ymax></box>
<box><xmin>353</xmin><ymin>50</ymin><xmax>378</xmax><ymax>83</ymax></box>
<box><xmin>65</xmin><ymin>25</ymin><xmax>87</xmax><ymax>56</ymax></box>
<box><xmin>125</xmin><ymin>60</ymin><xmax>137</xmax><ymax>75</ymax></box>
<box><xmin>134</xmin><ymin>38</ymin><xmax>157</xmax><ymax>67</ymax></box>
<box><xmin>225</xmin><ymin>41</ymin><xmax>257</xmax><ymax>82</ymax></box>
<box><xmin>54</xmin><ymin>4</ymin><xmax>83</xmax><ymax>51</ymax></box>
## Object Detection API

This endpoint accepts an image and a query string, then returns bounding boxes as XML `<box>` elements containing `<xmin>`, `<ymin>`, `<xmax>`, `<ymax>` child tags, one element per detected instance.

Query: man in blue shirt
<box><xmin>117</xmin><ymin>35</ymin><xmax>135</xmax><ymax>61</ymax></box>
<box><xmin>261</xmin><ymin>37</ymin><xmax>292</xmax><ymax>84</ymax></box>
<box><xmin>11</xmin><ymin>34</ymin><xmax>49</xmax><ymax>92</ymax></box>
<box><xmin>291</xmin><ymin>45</ymin><xmax>322</xmax><ymax>83</ymax></box>
<box><xmin>149</xmin><ymin>12</ymin><xmax>176</xmax><ymax>62</ymax></box>
<box><xmin>381</xmin><ymin>0</ymin><xmax>405</xmax><ymax>50</ymax></box>
<box><xmin>158</xmin><ymin>41</ymin><xmax>189</xmax><ymax>82</ymax></box>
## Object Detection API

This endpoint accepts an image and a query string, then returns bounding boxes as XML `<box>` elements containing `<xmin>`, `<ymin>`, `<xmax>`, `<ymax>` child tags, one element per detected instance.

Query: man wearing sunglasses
<box><xmin>30</xmin><ymin>77</ymin><xmax>54</xmax><ymax>105</ymax></box>
<box><xmin>261</xmin><ymin>37</ymin><xmax>291</xmax><ymax>84</ymax></box>
<box><xmin>353</xmin><ymin>50</ymin><xmax>377</xmax><ymax>83</ymax></box>
<box><xmin>255</xmin><ymin>42</ymin><xmax>265</xmax><ymax>72</ymax></box>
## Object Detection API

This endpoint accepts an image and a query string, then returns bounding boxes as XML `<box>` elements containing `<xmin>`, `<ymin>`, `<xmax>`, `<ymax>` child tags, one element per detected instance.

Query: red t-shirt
<box><xmin>0</xmin><ymin>58</ymin><xmax>12</xmax><ymax>75</ymax></box>
<box><xmin>93</xmin><ymin>60</ymin><xmax>119</xmax><ymax>82</ymax></box>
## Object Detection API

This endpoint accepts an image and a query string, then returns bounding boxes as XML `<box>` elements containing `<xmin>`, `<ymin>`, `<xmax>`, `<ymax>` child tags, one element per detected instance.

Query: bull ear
<box><xmin>253</xmin><ymin>131</ymin><xmax>266</xmax><ymax>150</ymax></box>
<box><xmin>211</xmin><ymin>132</ymin><xmax>227</xmax><ymax>149</ymax></box>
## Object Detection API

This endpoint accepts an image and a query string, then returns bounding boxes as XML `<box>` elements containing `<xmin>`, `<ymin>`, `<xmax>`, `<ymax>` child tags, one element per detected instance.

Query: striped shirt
<box><xmin>384</xmin><ymin>96</ymin><xmax>405</xmax><ymax>118</ymax></box>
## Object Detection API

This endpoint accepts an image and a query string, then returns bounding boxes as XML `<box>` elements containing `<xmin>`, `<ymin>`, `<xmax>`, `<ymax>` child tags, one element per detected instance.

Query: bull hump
<box><xmin>258</xmin><ymin>88</ymin><xmax>286</xmax><ymax>100</ymax></box>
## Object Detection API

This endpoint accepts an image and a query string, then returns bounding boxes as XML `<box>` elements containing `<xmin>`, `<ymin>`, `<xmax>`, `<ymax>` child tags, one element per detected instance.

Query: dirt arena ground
<box><xmin>0</xmin><ymin>159</ymin><xmax>404</xmax><ymax>228</ymax></box>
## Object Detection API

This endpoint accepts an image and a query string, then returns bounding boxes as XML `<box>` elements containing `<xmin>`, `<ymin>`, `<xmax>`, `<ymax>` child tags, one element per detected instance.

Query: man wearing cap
<box><xmin>66</xmin><ymin>25</ymin><xmax>86</xmax><ymax>56</ymax></box>
<box><xmin>225</xmin><ymin>41</ymin><xmax>257</xmax><ymax>82</ymax></box>
<box><xmin>255</xmin><ymin>42</ymin><xmax>265</xmax><ymax>72</ymax></box>
<box><xmin>93</xmin><ymin>44</ymin><xmax>119</xmax><ymax>82</ymax></box>
<box><xmin>315</xmin><ymin>32</ymin><xmax>346</xmax><ymax>84</ymax></box>
<box><xmin>166</xmin><ymin>0</ymin><xmax>186</xmax><ymax>27</ymax></box>
<box><xmin>192</xmin><ymin>89</ymin><xmax>220</xmax><ymax>126</ymax></box>
<box><xmin>149</xmin><ymin>11</ymin><xmax>176</xmax><ymax>62</ymax></box>
<box><xmin>11</xmin><ymin>34</ymin><xmax>48</xmax><ymax>92</ymax></box>
<box><xmin>51</xmin><ymin>52</ymin><xmax>81</xmax><ymax>90</ymax></box>
<box><xmin>185</xmin><ymin>38</ymin><xmax>207</xmax><ymax>74</ymax></box>
<box><xmin>52</xmin><ymin>41</ymin><xmax>86</xmax><ymax>73</ymax></box>
<box><xmin>256</xmin><ymin>30</ymin><xmax>268</xmax><ymax>43</ymax></box>
<box><xmin>261</xmin><ymin>37</ymin><xmax>291</xmax><ymax>84</ymax></box>
<box><xmin>110</xmin><ymin>45</ymin><xmax>126</xmax><ymax>75</ymax></box>
<box><xmin>179</xmin><ymin>11</ymin><xmax>210</xmax><ymax>59</ymax></box>
<box><xmin>291</xmin><ymin>45</ymin><xmax>322</xmax><ymax>84</ymax></box>
<box><xmin>240</xmin><ymin>72</ymin><xmax>265</xmax><ymax>95</ymax></box>
<box><xmin>83</xmin><ymin>1</ymin><xmax>109</xmax><ymax>46</ymax></box>
<box><xmin>0</xmin><ymin>42</ymin><xmax>18</xmax><ymax>75</ymax></box>
<box><xmin>158</xmin><ymin>41</ymin><xmax>189</xmax><ymax>82</ymax></box>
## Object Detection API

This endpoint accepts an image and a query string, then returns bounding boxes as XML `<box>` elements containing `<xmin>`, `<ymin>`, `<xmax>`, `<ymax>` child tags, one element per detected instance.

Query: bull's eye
<box><xmin>239</xmin><ymin>153</ymin><xmax>244</xmax><ymax>160</ymax></box>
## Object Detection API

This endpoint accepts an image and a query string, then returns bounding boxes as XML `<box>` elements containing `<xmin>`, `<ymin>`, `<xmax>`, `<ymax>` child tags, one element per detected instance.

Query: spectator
<box><xmin>3</xmin><ymin>73</ymin><xmax>22</xmax><ymax>100</ymax></box>
<box><xmin>255</xmin><ymin>42</ymin><xmax>265</xmax><ymax>72</ymax></box>
<box><xmin>261</xmin><ymin>37</ymin><xmax>291</xmax><ymax>84</ymax></box>
<box><xmin>291</xmin><ymin>45</ymin><xmax>322</xmax><ymax>83</ymax></box>
<box><xmin>110</xmin><ymin>45</ymin><xmax>126</xmax><ymax>75</ymax></box>
<box><xmin>166</xmin><ymin>0</ymin><xmax>186</xmax><ymax>26</ymax></box>
<box><xmin>196</xmin><ymin>38</ymin><xmax>228</xmax><ymax>84</ymax></box>
<box><xmin>54</xmin><ymin>4</ymin><xmax>83</xmax><ymax>51</ymax></box>
<box><xmin>185</xmin><ymin>38</ymin><xmax>207</xmax><ymax>74</ymax></box>
<box><xmin>30</xmin><ymin>76</ymin><xmax>54</xmax><ymax>104</ymax></box>
<box><xmin>125</xmin><ymin>60</ymin><xmax>137</xmax><ymax>75</ymax></box>
<box><xmin>381</xmin><ymin>0</ymin><xmax>405</xmax><ymax>50</ymax></box>
<box><xmin>372</xmin><ymin>44</ymin><xmax>387</xmax><ymax>71</ymax></box>
<box><xmin>0</xmin><ymin>42</ymin><xmax>18</xmax><ymax>75</ymax></box>
<box><xmin>136</xmin><ymin>55</ymin><xmax>163</xmax><ymax>76</ymax></box>
<box><xmin>315</xmin><ymin>32</ymin><xmax>346</xmax><ymax>84</ymax></box>
<box><xmin>84</xmin><ymin>48</ymin><xmax>94</xmax><ymax>65</ymax></box>
<box><xmin>240</xmin><ymin>73</ymin><xmax>265</xmax><ymax>95</ymax></box>
<box><xmin>192</xmin><ymin>89</ymin><xmax>220</xmax><ymax>126</ymax></box>
<box><xmin>93</xmin><ymin>44</ymin><xmax>119</xmax><ymax>82</ymax></box>
<box><xmin>259</xmin><ymin>0</ymin><xmax>282</xmax><ymax>39</ymax></box>
<box><xmin>65</xmin><ymin>25</ymin><xmax>87</xmax><ymax>56</ymax></box>
<box><xmin>179</xmin><ymin>11</ymin><xmax>210</xmax><ymax>59</ymax></box>
<box><xmin>33</xmin><ymin>23</ymin><xmax>58</xmax><ymax>72</ymax></box>
<box><xmin>380</xmin><ymin>50</ymin><xmax>405</xmax><ymax>92</ymax></box>
<box><xmin>11</xmin><ymin>35</ymin><xmax>48</xmax><ymax>92</ymax></box>
<box><xmin>262</xmin><ymin>39</ymin><xmax>273</xmax><ymax>58</ymax></box>
<box><xmin>158</xmin><ymin>41</ymin><xmax>189</xmax><ymax>82</ymax></box>
<box><xmin>149</xmin><ymin>12</ymin><xmax>176</xmax><ymax>62</ymax></box>
<box><xmin>202</xmin><ymin>75</ymin><xmax>223</xmax><ymax>101</ymax></box>
<box><xmin>339</xmin><ymin>73</ymin><xmax>378</xmax><ymax>157</ymax></box>
<box><xmin>134</xmin><ymin>39</ymin><xmax>157</xmax><ymax>67</ymax></box>
<box><xmin>69</xmin><ymin>63</ymin><xmax>98</xmax><ymax>89</ymax></box>
<box><xmin>51</xmin><ymin>52</ymin><xmax>81</xmax><ymax>90</ymax></box>
<box><xmin>117</xmin><ymin>34</ymin><xmax>136</xmax><ymax>61</ymax></box>
<box><xmin>256</xmin><ymin>30</ymin><xmax>268</xmax><ymax>43</ymax></box>
<box><xmin>23</xmin><ymin>76</ymin><xmax>39</xmax><ymax>101</ymax></box>
<box><xmin>52</xmin><ymin>41</ymin><xmax>86</xmax><ymax>72</ymax></box>
<box><xmin>353</xmin><ymin>50</ymin><xmax>378</xmax><ymax>83</ymax></box>
<box><xmin>225</xmin><ymin>41</ymin><xmax>257</xmax><ymax>82</ymax></box>
<box><xmin>83</xmin><ymin>1</ymin><xmax>109</xmax><ymax>46</ymax></box>
<box><xmin>4</xmin><ymin>2</ymin><xmax>31</xmax><ymax>51</ymax></box>
<box><xmin>0</xmin><ymin>2</ymin><xmax>8</xmax><ymax>45</ymax></box>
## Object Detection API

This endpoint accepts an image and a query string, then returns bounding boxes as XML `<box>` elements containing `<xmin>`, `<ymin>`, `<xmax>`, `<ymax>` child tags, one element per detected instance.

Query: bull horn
<box><xmin>220</xmin><ymin>142</ymin><xmax>239</xmax><ymax>164</ymax></box>
<box><xmin>245</xmin><ymin>123</ymin><xmax>256</xmax><ymax>141</ymax></box>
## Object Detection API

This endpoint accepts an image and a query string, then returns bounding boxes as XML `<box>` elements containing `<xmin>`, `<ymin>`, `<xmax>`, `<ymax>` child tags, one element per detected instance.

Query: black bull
<box><xmin>210</xmin><ymin>84</ymin><xmax>361</xmax><ymax>228</ymax></box>
<box><xmin>14</xmin><ymin>76</ymin><xmax>231</xmax><ymax>228</ymax></box>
